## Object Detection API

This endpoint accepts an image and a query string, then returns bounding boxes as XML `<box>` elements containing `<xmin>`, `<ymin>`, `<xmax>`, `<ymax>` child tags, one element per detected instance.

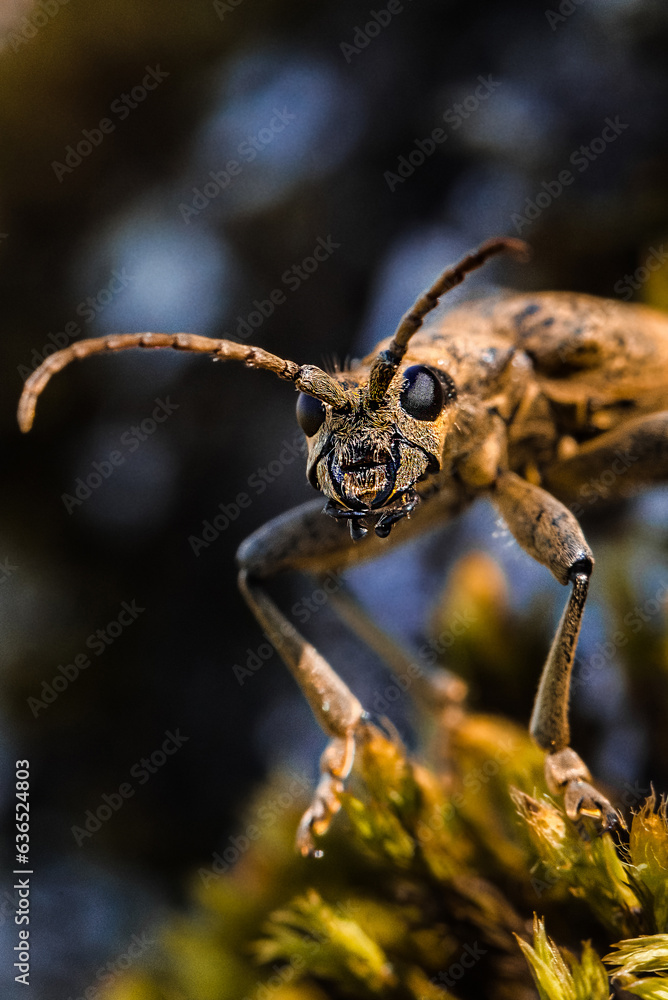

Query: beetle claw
<box><xmin>563</xmin><ymin>780</ymin><xmax>620</xmax><ymax>838</ymax></box>
<box><xmin>296</xmin><ymin>775</ymin><xmax>344</xmax><ymax>858</ymax></box>
<box><xmin>545</xmin><ymin>747</ymin><xmax>621</xmax><ymax>838</ymax></box>
<box><xmin>295</xmin><ymin>732</ymin><xmax>358</xmax><ymax>857</ymax></box>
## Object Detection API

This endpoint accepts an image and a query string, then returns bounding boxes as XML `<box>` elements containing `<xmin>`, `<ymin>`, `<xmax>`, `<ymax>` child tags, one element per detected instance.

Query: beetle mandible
<box><xmin>21</xmin><ymin>235</ymin><xmax>668</xmax><ymax>854</ymax></box>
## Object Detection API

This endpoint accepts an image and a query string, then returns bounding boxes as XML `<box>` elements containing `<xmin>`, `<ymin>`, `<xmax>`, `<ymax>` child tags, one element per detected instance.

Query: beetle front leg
<box><xmin>236</xmin><ymin>488</ymin><xmax>468</xmax><ymax>854</ymax></box>
<box><xmin>531</xmin><ymin>569</ymin><xmax>619</xmax><ymax>834</ymax></box>
<box><xmin>491</xmin><ymin>471</ymin><xmax>619</xmax><ymax>834</ymax></box>
<box><xmin>238</xmin><ymin>566</ymin><xmax>366</xmax><ymax>857</ymax></box>
<box><xmin>321</xmin><ymin>577</ymin><xmax>468</xmax><ymax>713</ymax></box>
<box><xmin>235</xmin><ymin>496</ymin><xmax>418</xmax><ymax>856</ymax></box>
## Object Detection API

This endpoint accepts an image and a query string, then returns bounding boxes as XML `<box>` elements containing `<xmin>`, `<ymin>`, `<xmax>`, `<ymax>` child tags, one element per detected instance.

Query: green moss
<box><xmin>96</xmin><ymin>551</ymin><xmax>668</xmax><ymax>1000</ymax></box>
<box><xmin>516</xmin><ymin>917</ymin><xmax>609</xmax><ymax>1000</ymax></box>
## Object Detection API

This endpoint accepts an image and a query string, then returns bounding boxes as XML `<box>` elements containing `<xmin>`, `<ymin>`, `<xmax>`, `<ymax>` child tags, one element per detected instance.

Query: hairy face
<box><xmin>296</xmin><ymin>364</ymin><xmax>458</xmax><ymax>538</ymax></box>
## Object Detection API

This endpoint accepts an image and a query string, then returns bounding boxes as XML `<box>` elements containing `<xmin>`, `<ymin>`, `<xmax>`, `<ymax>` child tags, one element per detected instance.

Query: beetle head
<box><xmin>291</xmin><ymin>234</ymin><xmax>529</xmax><ymax>540</ymax></box>
<box><xmin>296</xmin><ymin>362</ymin><xmax>457</xmax><ymax>539</ymax></box>
<box><xmin>17</xmin><ymin>235</ymin><xmax>527</xmax><ymax>544</ymax></box>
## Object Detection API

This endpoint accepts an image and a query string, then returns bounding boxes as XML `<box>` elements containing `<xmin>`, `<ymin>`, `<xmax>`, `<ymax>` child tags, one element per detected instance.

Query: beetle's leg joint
<box><xmin>544</xmin><ymin>748</ymin><xmax>620</xmax><ymax>836</ymax></box>
<box><xmin>568</xmin><ymin>556</ymin><xmax>593</xmax><ymax>581</ymax></box>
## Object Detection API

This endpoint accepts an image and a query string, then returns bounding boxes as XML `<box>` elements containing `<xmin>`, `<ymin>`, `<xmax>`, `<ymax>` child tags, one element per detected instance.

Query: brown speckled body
<box><xmin>22</xmin><ymin>240</ymin><xmax>667</xmax><ymax>851</ymax></box>
<box><xmin>345</xmin><ymin>291</ymin><xmax>668</xmax><ymax>509</ymax></box>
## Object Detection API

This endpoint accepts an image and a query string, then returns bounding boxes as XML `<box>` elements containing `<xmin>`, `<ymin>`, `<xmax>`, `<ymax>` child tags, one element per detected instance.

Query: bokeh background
<box><xmin>2</xmin><ymin>0</ymin><xmax>668</xmax><ymax>996</ymax></box>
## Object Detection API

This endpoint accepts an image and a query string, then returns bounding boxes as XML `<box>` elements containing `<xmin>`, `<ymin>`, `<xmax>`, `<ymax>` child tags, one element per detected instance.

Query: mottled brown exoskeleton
<box><xmin>19</xmin><ymin>237</ymin><xmax>668</xmax><ymax>855</ymax></box>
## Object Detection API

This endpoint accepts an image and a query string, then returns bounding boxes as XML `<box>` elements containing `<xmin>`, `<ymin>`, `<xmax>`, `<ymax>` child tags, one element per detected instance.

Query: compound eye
<box><xmin>296</xmin><ymin>392</ymin><xmax>326</xmax><ymax>437</ymax></box>
<box><xmin>399</xmin><ymin>365</ymin><xmax>447</xmax><ymax>421</ymax></box>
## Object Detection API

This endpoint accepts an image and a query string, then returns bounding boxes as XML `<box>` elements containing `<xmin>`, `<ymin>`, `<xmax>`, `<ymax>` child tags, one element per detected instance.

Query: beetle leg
<box><xmin>491</xmin><ymin>471</ymin><xmax>619</xmax><ymax>834</ymax></box>
<box><xmin>238</xmin><ymin>564</ymin><xmax>365</xmax><ymax>857</ymax></box>
<box><xmin>294</xmin><ymin>735</ymin><xmax>354</xmax><ymax>856</ymax></box>
<box><xmin>321</xmin><ymin>578</ymin><xmax>468</xmax><ymax>712</ymax></box>
<box><xmin>320</xmin><ymin>578</ymin><xmax>468</xmax><ymax>779</ymax></box>
<box><xmin>543</xmin><ymin>409</ymin><xmax>668</xmax><ymax>506</ymax></box>
<box><xmin>236</xmin><ymin>488</ymin><xmax>467</xmax><ymax>855</ymax></box>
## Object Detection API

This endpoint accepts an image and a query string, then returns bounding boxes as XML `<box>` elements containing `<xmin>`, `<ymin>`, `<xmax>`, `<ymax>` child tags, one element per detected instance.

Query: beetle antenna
<box><xmin>368</xmin><ymin>236</ymin><xmax>531</xmax><ymax>403</ymax></box>
<box><xmin>17</xmin><ymin>332</ymin><xmax>350</xmax><ymax>433</ymax></box>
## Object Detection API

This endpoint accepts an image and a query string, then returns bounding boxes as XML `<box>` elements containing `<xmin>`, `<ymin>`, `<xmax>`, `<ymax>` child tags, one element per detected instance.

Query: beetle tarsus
<box><xmin>296</xmin><ymin>732</ymin><xmax>358</xmax><ymax>857</ymax></box>
<box><xmin>563</xmin><ymin>781</ymin><xmax>620</xmax><ymax>838</ymax></box>
<box><xmin>544</xmin><ymin>747</ymin><xmax>620</xmax><ymax>837</ymax></box>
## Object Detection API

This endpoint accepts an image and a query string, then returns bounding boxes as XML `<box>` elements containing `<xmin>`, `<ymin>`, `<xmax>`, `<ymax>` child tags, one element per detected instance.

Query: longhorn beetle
<box><xmin>21</xmin><ymin>236</ymin><xmax>667</xmax><ymax>854</ymax></box>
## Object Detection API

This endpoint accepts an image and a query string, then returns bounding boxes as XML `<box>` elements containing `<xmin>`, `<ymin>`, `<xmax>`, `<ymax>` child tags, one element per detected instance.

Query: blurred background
<box><xmin>2</xmin><ymin>0</ymin><xmax>668</xmax><ymax>996</ymax></box>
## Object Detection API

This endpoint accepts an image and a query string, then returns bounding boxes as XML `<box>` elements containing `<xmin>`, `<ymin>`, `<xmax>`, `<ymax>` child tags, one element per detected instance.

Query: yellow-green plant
<box><xmin>94</xmin><ymin>549</ymin><xmax>668</xmax><ymax>1000</ymax></box>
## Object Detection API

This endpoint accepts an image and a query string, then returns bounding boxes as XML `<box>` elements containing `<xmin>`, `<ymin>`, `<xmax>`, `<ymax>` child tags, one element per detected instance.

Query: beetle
<box><xmin>20</xmin><ymin>236</ymin><xmax>667</xmax><ymax>855</ymax></box>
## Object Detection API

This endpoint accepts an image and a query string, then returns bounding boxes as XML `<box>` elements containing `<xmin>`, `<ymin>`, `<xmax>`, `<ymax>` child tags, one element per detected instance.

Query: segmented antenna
<box><xmin>17</xmin><ymin>237</ymin><xmax>530</xmax><ymax>431</ymax></box>
<box><xmin>17</xmin><ymin>332</ymin><xmax>350</xmax><ymax>433</ymax></box>
<box><xmin>367</xmin><ymin>236</ymin><xmax>530</xmax><ymax>403</ymax></box>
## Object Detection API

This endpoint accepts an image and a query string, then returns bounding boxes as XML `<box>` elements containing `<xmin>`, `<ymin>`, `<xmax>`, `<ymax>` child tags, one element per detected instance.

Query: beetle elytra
<box><xmin>23</xmin><ymin>235</ymin><xmax>668</xmax><ymax>853</ymax></box>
